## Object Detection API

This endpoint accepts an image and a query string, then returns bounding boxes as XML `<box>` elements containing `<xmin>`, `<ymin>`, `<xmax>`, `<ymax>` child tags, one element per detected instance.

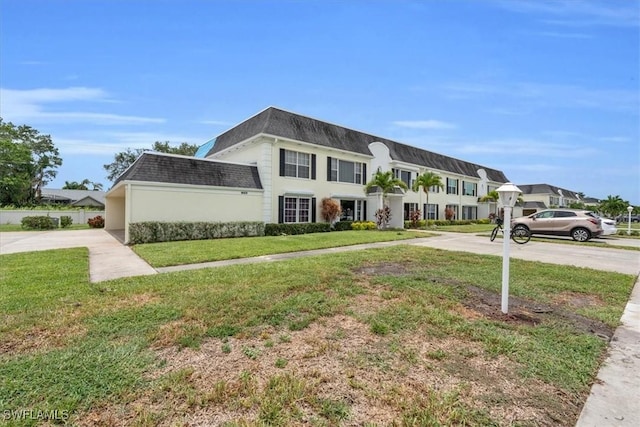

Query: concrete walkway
<box><xmin>1</xmin><ymin>229</ymin><xmax>639</xmax><ymax>425</ymax></box>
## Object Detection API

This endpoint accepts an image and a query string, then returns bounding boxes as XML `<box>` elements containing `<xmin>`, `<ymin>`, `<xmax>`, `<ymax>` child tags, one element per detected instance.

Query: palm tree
<box><xmin>62</xmin><ymin>179</ymin><xmax>91</xmax><ymax>190</ymax></box>
<box><xmin>90</xmin><ymin>182</ymin><xmax>104</xmax><ymax>191</ymax></box>
<box><xmin>598</xmin><ymin>195</ymin><xmax>628</xmax><ymax>218</ymax></box>
<box><xmin>412</xmin><ymin>171</ymin><xmax>444</xmax><ymax>216</ymax></box>
<box><xmin>364</xmin><ymin>169</ymin><xmax>408</xmax><ymax>210</ymax></box>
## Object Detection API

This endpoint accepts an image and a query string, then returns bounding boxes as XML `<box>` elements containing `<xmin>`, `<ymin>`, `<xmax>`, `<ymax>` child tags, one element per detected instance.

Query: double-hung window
<box><xmin>280</xmin><ymin>149</ymin><xmax>315</xmax><ymax>179</ymax></box>
<box><xmin>328</xmin><ymin>157</ymin><xmax>365</xmax><ymax>184</ymax></box>
<box><xmin>462</xmin><ymin>181</ymin><xmax>477</xmax><ymax>196</ymax></box>
<box><xmin>393</xmin><ymin>168</ymin><xmax>412</xmax><ymax>188</ymax></box>
<box><xmin>446</xmin><ymin>178</ymin><xmax>459</xmax><ymax>195</ymax></box>
<box><xmin>284</xmin><ymin>197</ymin><xmax>311</xmax><ymax>223</ymax></box>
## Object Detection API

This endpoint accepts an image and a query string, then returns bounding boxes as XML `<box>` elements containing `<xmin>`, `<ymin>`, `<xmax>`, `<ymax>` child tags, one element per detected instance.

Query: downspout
<box><xmin>124</xmin><ymin>183</ymin><xmax>131</xmax><ymax>244</ymax></box>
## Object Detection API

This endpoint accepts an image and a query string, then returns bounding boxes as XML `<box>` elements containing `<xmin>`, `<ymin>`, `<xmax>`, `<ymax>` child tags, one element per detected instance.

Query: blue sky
<box><xmin>1</xmin><ymin>0</ymin><xmax>638</xmax><ymax>203</ymax></box>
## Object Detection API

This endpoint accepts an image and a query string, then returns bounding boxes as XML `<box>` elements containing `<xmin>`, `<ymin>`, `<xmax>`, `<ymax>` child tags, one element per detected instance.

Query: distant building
<box><xmin>518</xmin><ymin>183</ymin><xmax>598</xmax><ymax>215</ymax></box>
<box><xmin>41</xmin><ymin>189</ymin><xmax>106</xmax><ymax>208</ymax></box>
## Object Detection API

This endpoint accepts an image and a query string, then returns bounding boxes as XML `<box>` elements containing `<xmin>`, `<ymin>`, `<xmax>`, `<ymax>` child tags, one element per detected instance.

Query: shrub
<box><xmin>87</xmin><ymin>215</ymin><xmax>105</xmax><ymax>228</ymax></box>
<box><xmin>351</xmin><ymin>221</ymin><xmax>377</xmax><ymax>230</ymax></box>
<box><xmin>444</xmin><ymin>207</ymin><xmax>456</xmax><ymax>221</ymax></box>
<box><xmin>375</xmin><ymin>205</ymin><xmax>392</xmax><ymax>229</ymax></box>
<box><xmin>60</xmin><ymin>216</ymin><xmax>73</xmax><ymax>228</ymax></box>
<box><xmin>333</xmin><ymin>221</ymin><xmax>353</xmax><ymax>231</ymax></box>
<box><xmin>320</xmin><ymin>198</ymin><xmax>342</xmax><ymax>224</ymax></box>
<box><xmin>408</xmin><ymin>210</ymin><xmax>422</xmax><ymax>228</ymax></box>
<box><xmin>129</xmin><ymin>221</ymin><xmax>265</xmax><ymax>244</ymax></box>
<box><xmin>264</xmin><ymin>222</ymin><xmax>330</xmax><ymax>236</ymax></box>
<box><xmin>21</xmin><ymin>216</ymin><xmax>56</xmax><ymax>230</ymax></box>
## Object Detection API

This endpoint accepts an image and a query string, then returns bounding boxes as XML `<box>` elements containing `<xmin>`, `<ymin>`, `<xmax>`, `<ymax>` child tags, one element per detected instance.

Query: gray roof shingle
<box><xmin>518</xmin><ymin>183</ymin><xmax>581</xmax><ymax>199</ymax></box>
<box><xmin>114</xmin><ymin>152</ymin><xmax>262</xmax><ymax>189</ymax></box>
<box><xmin>204</xmin><ymin>107</ymin><xmax>509</xmax><ymax>182</ymax></box>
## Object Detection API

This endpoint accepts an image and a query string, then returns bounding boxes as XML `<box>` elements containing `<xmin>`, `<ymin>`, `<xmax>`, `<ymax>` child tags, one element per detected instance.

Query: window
<box><xmin>280</xmin><ymin>149</ymin><xmax>315</xmax><ymax>179</ymax></box>
<box><xmin>554</xmin><ymin>211</ymin><xmax>576</xmax><ymax>218</ymax></box>
<box><xmin>461</xmin><ymin>206</ymin><xmax>477</xmax><ymax>220</ymax></box>
<box><xmin>328</xmin><ymin>157</ymin><xmax>365</xmax><ymax>184</ymax></box>
<box><xmin>340</xmin><ymin>200</ymin><xmax>365</xmax><ymax>221</ymax></box>
<box><xmin>404</xmin><ymin>203</ymin><xmax>419</xmax><ymax>220</ymax></box>
<box><xmin>446</xmin><ymin>178</ymin><xmax>458</xmax><ymax>195</ymax></box>
<box><xmin>428</xmin><ymin>184</ymin><xmax>440</xmax><ymax>193</ymax></box>
<box><xmin>393</xmin><ymin>168</ymin><xmax>412</xmax><ymax>188</ymax></box>
<box><xmin>284</xmin><ymin>197</ymin><xmax>311</xmax><ymax>223</ymax></box>
<box><xmin>424</xmin><ymin>203</ymin><xmax>438</xmax><ymax>220</ymax></box>
<box><xmin>549</xmin><ymin>196</ymin><xmax>560</xmax><ymax>206</ymax></box>
<box><xmin>462</xmin><ymin>181</ymin><xmax>477</xmax><ymax>196</ymax></box>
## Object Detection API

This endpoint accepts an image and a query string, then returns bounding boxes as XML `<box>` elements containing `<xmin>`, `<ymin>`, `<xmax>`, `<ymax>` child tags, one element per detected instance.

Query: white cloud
<box><xmin>496</xmin><ymin>0</ymin><xmax>640</xmax><ymax>27</ymax></box>
<box><xmin>0</xmin><ymin>87</ymin><xmax>164</xmax><ymax>125</ymax></box>
<box><xmin>392</xmin><ymin>120</ymin><xmax>456</xmax><ymax>130</ymax></box>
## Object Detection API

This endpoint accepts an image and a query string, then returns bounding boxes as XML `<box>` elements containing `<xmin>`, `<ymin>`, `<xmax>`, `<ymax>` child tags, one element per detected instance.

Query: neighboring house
<box><xmin>106</xmin><ymin>107</ymin><xmax>509</xmax><ymax>243</ymax></box>
<box><xmin>41</xmin><ymin>189</ymin><xmax>106</xmax><ymax>208</ymax></box>
<box><xmin>518</xmin><ymin>184</ymin><xmax>597</xmax><ymax>216</ymax></box>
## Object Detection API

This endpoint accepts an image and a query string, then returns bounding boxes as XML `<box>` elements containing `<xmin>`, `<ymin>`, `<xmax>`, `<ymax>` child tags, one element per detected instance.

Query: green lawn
<box><xmin>133</xmin><ymin>230</ymin><xmax>428</xmax><ymax>267</ymax></box>
<box><xmin>1</xmin><ymin>243</ymin><xmax>635</xmax><ymax>426</ymax></box>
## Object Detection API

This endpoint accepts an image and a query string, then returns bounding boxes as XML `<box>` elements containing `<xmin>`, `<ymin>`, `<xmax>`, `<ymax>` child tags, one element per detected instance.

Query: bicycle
<box><xmin>490</xmin><ymin>218</ymin><xmax>531</xmax><ymax>244</ymax></box>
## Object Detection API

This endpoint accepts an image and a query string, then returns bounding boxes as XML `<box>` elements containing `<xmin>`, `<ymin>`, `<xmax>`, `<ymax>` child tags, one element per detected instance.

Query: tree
<box><xmin>63</xmin><ymin>179</ymin><xmax>91</xmax><ymax>190</ymax></box>
<box><xmin>598</xmin><ymin>195</ymin><xmax>628</xmax><ymax>218</ymax></box>
<box><xmin>412</xmin><ymin>171</ymin><xmax>444</xmax><ymax>214</ymax></box>
<box><xmin>62</xmin><ymin>179</ymin><xmax>103</xmax><ymax>191</ymax></box>
<box><xmin>103</xmin><ymin>141</ymin><xmax>199</xmax><ymax>182</ymax></box>
<box><xmin>364</xmin><ymin>169</ymin><xmax>408</xmax><ymax>205</ymax></box>
<box><xmin>0</xmin><ymin>118</ymin><xmax>62</xmax><ymax>205</ymax></box>
<box><xmin>320</xmin><ymin>197</ymin><xmax>342</xmax><ymax>224</ymax></box>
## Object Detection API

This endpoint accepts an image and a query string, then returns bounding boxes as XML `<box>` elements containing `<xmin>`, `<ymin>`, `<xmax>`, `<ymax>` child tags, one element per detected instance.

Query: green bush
<box><xmin>60</xmin><ymin>216</ymin><xmax>73</xmax><ymax>228</ymax></box>
<box><xmin>333</xmin><ymin>221</ymin><xmax>353</xmax><ymax>231</ymax></box>
<box><xmin>129</xmin><ymin>221</ymin><xmax>265</xmax><ymax>244</ymax></box>
<box><xmin>264</xmin><ymin>222</ymin><xmax>330</xmax><ymax>236</ymax></box>
<box><xmin>21</xmin><ymin>216</ymin><xmax>56</xmax><ymax>230</ymax></box>
<box><xmin>351</xmin><ymin>221</ymin><xmax>377</xmax><ymax>230</ymax></box>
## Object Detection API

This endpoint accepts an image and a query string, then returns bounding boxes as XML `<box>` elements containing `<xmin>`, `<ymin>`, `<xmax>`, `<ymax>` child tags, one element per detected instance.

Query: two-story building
<box><xmin>105</xmin><ymin>107</ymin><xmax>509</xmax><ymax>243</ymax></box>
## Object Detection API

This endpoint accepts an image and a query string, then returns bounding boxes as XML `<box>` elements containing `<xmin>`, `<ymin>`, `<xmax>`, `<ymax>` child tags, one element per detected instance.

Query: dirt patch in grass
<box><xmin>0</xmin><ymin>324</ymin><xmax>87</xmax><ymax>357</ymax></box>
<box><xmin>462</xmin><ymin>285</ymin><xmax>614</xmax><ymax>340</ymax></box>
<box><xmin>79</xmin><ymin>313</ymin><xmax>582</xmax><ymax>426</ymax></box>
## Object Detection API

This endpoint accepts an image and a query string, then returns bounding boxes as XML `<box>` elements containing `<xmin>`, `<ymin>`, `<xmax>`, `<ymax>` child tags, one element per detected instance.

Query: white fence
<box><xmin>0</xmin><ymin>209</ymin><xmax>106</xmax><ymax>226</ymax></box>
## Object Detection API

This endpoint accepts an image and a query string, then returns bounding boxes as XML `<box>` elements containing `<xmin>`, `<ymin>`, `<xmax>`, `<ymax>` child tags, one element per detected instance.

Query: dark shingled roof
<box><xmin>518</xmin><ymin>184</ymin><xmax>581</xmax><ymax>199</ymax></box>
<box><xmin>114</xmin><ymin>152</ymin><xmax>262</xmax><ymax>189</ymax></box>
<box><xmin>204</xmin><ymin>107</ymin><xmax>509</xmax><ymax>183</ymax></box>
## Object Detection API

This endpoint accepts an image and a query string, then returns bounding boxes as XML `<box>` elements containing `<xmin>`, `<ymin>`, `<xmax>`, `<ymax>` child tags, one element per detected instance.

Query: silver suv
<box><xmin>511</xmin><ymin>209</ymin><xmax>602</xmax><ymax>242</ymax></box>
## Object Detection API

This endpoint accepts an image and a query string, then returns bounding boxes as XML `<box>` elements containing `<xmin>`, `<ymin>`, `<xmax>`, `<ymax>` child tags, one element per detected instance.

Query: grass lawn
<box><xmin>133</xmin><ymin>230</ymin><xmax>428</xmax><ymax>267</ymax></box>
<box><xmin>1</xmin><ymin>244</ymin><xmax>635</xmax><ymax>426</ymax></box>
<box><xmin>0</xmin><ymin>223</ymin><xmax>91</xmax><ymax>232</ymax></box>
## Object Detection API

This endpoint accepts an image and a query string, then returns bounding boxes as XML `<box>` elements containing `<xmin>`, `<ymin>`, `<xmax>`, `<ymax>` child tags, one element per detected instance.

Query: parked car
<box><xmin>511</xmin><ymin>209</ymin><xmax>602</xmax><ymax>242</ymax></box>
<box><xmin>616</xmin><ymin>214</ymin><xmax>640</xmax><ymax>223</ymax></box>
<box><xmin>597</xmin><ymin>216</ymin><xmax>617</xmax><ymax>236</ymax></box>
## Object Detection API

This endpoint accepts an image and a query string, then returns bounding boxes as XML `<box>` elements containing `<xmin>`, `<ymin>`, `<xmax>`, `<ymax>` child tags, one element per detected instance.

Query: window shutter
<box><xmin>279</xmin><ymin>149</ymin><xmax>285</xmax><ymax>177</ymax></box>
<box><xmin>311</xmin><ymin>154</ymin><xmax>316</xmax><ymax>180</ymax></box>
<box><xmin>363</xmin><ymin>201</ymin><xmax>367</xmax><ymax>221</ymax></box>
<box><xmin>327</xmin><ymin>156</ymin><xmax>333</xmax><ymax>181</ymax></box>
<box><xmin>362</xmin><ymin>163</ymin><xmax>367</xmax><ymax>184</ymax></box>
<box><xmin>278</xmin><ymin>196</ymin><xmax>284</xmax><ymax>223</ymax></box>
<box><xmin>423</xmin><ymin>204</ymin><xmax>427</xmax><ymax>220</ymax></box>
<box><xmin>436</xmin><ymin>204</ymin><xmax>439</xmax><ymax>220</ymax></box>
<box><xmin>311</xmin><ymin>197</ymin><xmax>317</xmax><ymax>222</ymax></box>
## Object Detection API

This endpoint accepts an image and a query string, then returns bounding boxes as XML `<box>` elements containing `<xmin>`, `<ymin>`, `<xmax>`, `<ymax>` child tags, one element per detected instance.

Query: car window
<box><xmin>554</xmin><ymin>211</ymin><xmax>576</xmax><ymax>218</ymax></box>
<box><xmin>536</xmin><ymin>211</ymin><xmax>555</xmax><ymax>219</ymax></box>
<box><xmin>585</xmin><ymin>212</ymin><xmax>598</xmax><ymax>219</ymax></box>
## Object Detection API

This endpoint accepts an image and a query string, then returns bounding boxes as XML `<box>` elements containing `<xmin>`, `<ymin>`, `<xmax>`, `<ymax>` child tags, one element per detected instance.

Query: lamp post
<box><xmin>628</xmin><ymin>206</ymin><xmax>634</xmax><ymax>236</ymax></box>
<box><xmin>496</xmin><ymin>182</ymin><xmax>522</xmax><ymax>314</ymax></box>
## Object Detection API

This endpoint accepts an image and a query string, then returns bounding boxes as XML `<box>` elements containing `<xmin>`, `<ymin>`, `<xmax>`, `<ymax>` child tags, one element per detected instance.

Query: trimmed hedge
<box><xmin>21</xmin><ymin>216</ymin><xmax>57</xmax><ymax>230</ymax></box>
<box><xmin>333</xmin><ymin>221</ymin><xmax>353</xmax><ymax>231</ymax></box>
<box><xmin>264</xmin><ymin>222</ymin><xmax>331</xmax><ymax>236</ymax></box>
<box><xmin>129</xmin><ymin>221</ymin><xmax>265</xmax><ymax>244</ymax></box>
<box><xmin>351</xmin><ymin>221</ymin><xmax>377</xmax><ymax>230</ymax></box>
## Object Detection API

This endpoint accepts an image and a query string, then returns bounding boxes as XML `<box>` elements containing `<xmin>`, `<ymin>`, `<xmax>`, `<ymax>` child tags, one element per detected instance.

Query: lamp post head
<box><xmin>628</xmin><ymin>206</ymin><xmax>634</xmax><ymax>214</ymax></box>
<box><xmin>496</xmin><ymin>182</ymin><xmax>522</xmax><ymax>208</ymax></box>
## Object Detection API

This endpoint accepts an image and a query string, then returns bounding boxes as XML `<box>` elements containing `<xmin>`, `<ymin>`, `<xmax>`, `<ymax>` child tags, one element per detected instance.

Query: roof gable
<box><xmin>205</xmin><ymin>107</ymin><xmax>508</xmax><ymax>182</ymax></box>
<box><xmin>114</xmin><ymin>152</ymin><xmax>262</xmax><ymax>189</ymax></box>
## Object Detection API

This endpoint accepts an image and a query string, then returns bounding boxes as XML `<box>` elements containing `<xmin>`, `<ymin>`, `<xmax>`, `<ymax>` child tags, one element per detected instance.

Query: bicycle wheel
<box><xmin>490</xmin><ymin>226</ymin><xmax>500</xmax><ymax>242</ymax></box>
<box><xmin>511</xmin><ymin>225</ymin><xmax>530</xmax><ymax>244</ymax></box>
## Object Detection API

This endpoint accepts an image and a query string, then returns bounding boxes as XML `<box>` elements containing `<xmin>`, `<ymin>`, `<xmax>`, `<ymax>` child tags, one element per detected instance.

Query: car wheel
<box><xmin>571</xmin><ymin>227</ymin><xmax>591</xmax><ymax>242</ymax></box>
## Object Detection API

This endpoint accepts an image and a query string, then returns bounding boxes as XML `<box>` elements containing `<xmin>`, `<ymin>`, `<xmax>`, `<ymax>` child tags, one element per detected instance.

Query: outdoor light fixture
<box><xmin>628</xmin><ymin>206</ymin><xmax>634</xmax><ymax>236</ymax></box>
<box><xmin>496</xmin><ymin>182</ymin><xmax>521</xmax><ymax>314</ymax></box>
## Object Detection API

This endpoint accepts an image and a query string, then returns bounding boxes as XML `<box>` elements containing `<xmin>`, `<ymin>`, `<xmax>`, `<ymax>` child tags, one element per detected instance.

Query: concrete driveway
<box><xmin>0</xmin><ymin>229</ymin><xmax>157</xmax><ymax>282</ymax></box>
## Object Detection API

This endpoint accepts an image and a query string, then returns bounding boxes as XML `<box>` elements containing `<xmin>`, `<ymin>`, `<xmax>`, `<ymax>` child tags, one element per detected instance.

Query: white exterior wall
<box><xmin>128</xmin><ymin>183</ymin><xmax>263</xmax><ymax>223</ymax></box>
<box><xmin>0</xmin><ymin>209</ymin><xmax>105</xmax><ymax>225</ymax></box>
